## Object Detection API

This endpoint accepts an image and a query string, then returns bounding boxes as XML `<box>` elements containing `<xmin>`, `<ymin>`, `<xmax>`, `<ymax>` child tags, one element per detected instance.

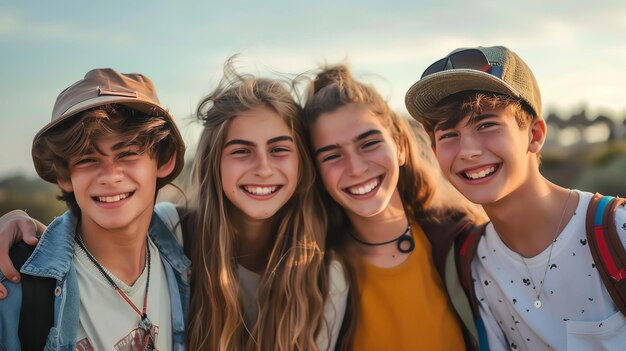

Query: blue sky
<box><xmin>1</xmin><ymin>1</ymin><xmax>625</xmax><ymax>178</ymax></box>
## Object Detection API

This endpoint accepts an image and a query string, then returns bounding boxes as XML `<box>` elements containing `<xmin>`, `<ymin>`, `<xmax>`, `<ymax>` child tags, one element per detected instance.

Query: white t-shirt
<box><xmin>237</xmin><ymin>259</ymin><xmax>348</xmax><ymax>351</ymax></box>
<box><xmin>154</xmin><ymin>201</ymin><xmax>348</xmax><ymax>351</ymax></box>
<box><xmin>74</xmin><ymin>238</ymin><xmax>172</xmax><ymax>351</ymax></box>
<box><xmin>473</xmin><ymin>190</ymin><xmax>626</xmax><ymax>351</ymax></box>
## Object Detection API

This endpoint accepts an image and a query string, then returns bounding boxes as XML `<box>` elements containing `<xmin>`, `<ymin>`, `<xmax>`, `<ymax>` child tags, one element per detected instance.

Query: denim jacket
<box><xmin>0</xmin><ymin>210</ymin><xmax>191</xmax><ymax>351</ymax></box>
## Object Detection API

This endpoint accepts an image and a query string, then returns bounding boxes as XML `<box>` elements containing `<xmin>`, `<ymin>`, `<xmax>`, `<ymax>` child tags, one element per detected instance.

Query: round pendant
<box><xmin>397</xmin><ymin>234</ymin><xmax>415</xmax><ymax>253</ymax></box>
<box><xmin>534</xmin><ymin>300</ymin><xmax>542</xmax><ymax>309</ymax></box>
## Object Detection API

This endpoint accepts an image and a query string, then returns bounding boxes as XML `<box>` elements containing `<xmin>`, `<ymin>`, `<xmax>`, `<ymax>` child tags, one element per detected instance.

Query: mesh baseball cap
<box><xmin>32</xmin><ymin>68</ymin><xmax>185</xmax><ymax>185</ymax></box>
<box><xmin>405</xmin><ymin>45</ymin><xmax>542</xmax><ymax>121</ymax></box>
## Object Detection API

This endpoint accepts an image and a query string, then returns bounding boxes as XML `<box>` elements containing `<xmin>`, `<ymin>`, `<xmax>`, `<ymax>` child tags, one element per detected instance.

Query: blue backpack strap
<box><xmin>456</xmin><ymin>224</ymin><xmax>485</xmax><ymax>315</ymax></box>
<box><xmin>585</xmin><ymin>193</ymin><xmax>626</xmax><ymax>316</ymax></box>
<box><xmin>455</xmin><ymin>224</ymin><xmax>490</xmax><ymax>350</ymax></box>
<box><xmin>9</xmin><ymin>242</ymin><xmax>56</xmax><ymax>351</ymax></box>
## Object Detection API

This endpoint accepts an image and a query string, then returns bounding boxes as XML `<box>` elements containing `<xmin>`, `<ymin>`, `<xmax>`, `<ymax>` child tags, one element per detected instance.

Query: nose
<box><xmin>346</xmin><ymin>153</ymin><xmax>368</xmax><ymax>176</ymax></box>
<box><xmin>254</xmin><ymin>153</ymin><xmax>274</xmax><ymax>178</ymax></box>
<box><xmin>98</xmin><ymin>160</ymin><xmax>124</xmax><ymax>185</ymax></box>
<box><xmin>458</xmin><ymin>134</ymin><xmax>483</xmax><ymax>160</ymax></box>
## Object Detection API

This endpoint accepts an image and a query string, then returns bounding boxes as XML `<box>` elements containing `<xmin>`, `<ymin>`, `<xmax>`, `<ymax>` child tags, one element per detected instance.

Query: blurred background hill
<box><xmin>2</xmin><ymin>109</ymin><xmax>625</xmax><ymax>225</ymax></box>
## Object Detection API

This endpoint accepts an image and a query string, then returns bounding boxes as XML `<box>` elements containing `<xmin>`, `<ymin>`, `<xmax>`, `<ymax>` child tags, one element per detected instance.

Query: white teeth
<box><xmin>244</xmin><ymin>186</ymin><xmax>278</xmax><ymax>195</ymax></box>
<box><xmin>465</xmin><ymin>166</ymin><xmax>497</xmax><ymax>180</ymax></box>
<box><xmin>98</xmin><ymin>193</ymin><xmax>130</xmax><ymax>203</ymax></box>
<box><xmin>347</xmin><ymin>178</ymin><xmax>379</xmax><ymax>195</ymax></box>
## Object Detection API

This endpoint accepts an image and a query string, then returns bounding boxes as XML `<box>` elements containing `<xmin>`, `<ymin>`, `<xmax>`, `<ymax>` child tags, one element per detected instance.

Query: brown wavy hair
<box><xmin>420</xmin><ymin>91</ymin><xmax>535</xmax><ymax>145</ymax></box>
<box><xmin>186</xmin><ymin>61</ymin><xmax>329</xmax><ymax>351</ymax></box>
<box><xmin>32</xmin><ymin>105</ymin><xmax>182</xmax><ymax>214</ymax></box>
<box><xmin>302</xmin><ymin>65</ymin><xmax>437</xmax><ymax>349</ymax></box>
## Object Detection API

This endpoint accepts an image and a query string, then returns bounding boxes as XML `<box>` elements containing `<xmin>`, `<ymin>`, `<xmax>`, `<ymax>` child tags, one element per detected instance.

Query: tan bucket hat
<box><xmin>32</xmin><ymin>68</ymin><xmax>185</xmax><ymax>185</ymax></box>
<box><xmin>405</xmin><ymin>45</ymin><xmax>542</xmax><ymax>121</ymax></box>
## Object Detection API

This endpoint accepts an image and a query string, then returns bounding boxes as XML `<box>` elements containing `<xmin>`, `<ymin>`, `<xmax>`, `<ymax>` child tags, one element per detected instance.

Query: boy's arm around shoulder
<box><xmin>0</xmin><ymin>210</ymin><xmax>47</xmax><ymax>299</ymax></box>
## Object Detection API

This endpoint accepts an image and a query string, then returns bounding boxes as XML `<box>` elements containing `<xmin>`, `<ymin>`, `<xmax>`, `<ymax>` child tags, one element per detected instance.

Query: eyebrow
<box><xmin>268</xmin><ymin>135</ymin><xmax>294</xmax><ymax>144</ymax></box>
<box><xmin>223</xmin><ymin>135</ymin><xmax>294</xmax><ymax>148</ymax></box>
<box><xmin>434</xmin><ymin>113</ymin><xmax>499</xmax><ymax>132</ymax></box>
<box><xmin>464</xmin><ymin>113</ymin><xmax>498</xmax><ymax>127</ymax></box>
<box><xmin>314</xmin><ymin>129</ymin><xmax>382</xmax><ymax>156</ymax></box>
<box><xmin>90</xmin><ymin>141</ymin><xmax>131</xmax><ymax>156</ymax></box>
<box><xmin>355</xmin><ymin>129</ymin><xmax>381</xmax><ymax>141</ymax></box>
<box><xmin>224</xmin><ymin>139</ymin><xmax>255</xmax><ymax>148</ymax></box>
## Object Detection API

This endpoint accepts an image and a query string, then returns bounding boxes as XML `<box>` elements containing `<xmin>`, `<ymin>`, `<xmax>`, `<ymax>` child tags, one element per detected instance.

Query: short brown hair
<box><xmin>32</xmin><ymin>104</ymin><xmax>182</xmax><ymax>214</ymax></box>
<box><xmin>421</xmin><ymin>91</ymin><xmax>536</xmax><ymax>145</ymax></box>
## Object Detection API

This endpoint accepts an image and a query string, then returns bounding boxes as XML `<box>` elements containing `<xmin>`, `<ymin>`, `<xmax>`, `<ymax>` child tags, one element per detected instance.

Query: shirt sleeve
<box><xmin>316</xmin><ymin>259</ymin><xmax>349</xmax><ymax>351</ymax></box>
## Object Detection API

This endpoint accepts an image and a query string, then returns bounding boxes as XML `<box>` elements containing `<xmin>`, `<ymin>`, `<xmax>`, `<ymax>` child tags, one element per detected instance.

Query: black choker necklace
<box><xmin>349</xmin><ymin>225</ymin><xmax>414</xmax><ymax>253</ymax></box>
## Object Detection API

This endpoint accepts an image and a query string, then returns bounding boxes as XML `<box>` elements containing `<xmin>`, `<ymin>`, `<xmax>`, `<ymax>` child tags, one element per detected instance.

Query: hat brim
<box><xmin>405</xmin><ymin>69</ymin><xmax>522</xmax><ymax>120</ymax></box>
<box><xmin>32</xmin><ymin>96</ymin><xmax>184</xmax><ymax>184</ymax></box>
<box><xmin>33</xmin><ymin>96</ymin><xmax>174</xmax><ymax>144</ymax></box>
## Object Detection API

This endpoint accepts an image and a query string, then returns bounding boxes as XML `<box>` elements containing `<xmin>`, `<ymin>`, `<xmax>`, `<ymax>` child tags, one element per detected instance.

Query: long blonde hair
<box><xmin>186</xmin><ymin>62</ymin><xmax>329</xmax><ymax>351</ymax></box>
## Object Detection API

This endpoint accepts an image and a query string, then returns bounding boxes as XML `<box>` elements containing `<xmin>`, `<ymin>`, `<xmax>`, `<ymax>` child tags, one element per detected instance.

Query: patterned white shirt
<box><xmin>473</xmin><ymin>190</ymin><xmax>626</xmax><ymax>351</ymax></box>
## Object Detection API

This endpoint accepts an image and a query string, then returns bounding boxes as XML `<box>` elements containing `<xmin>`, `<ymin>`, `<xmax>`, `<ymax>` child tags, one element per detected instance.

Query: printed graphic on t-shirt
<box><xmin>75</xmin><ymin>325</ymin><xmax>159</xmax><ymax>351</ymax></box>
<box><xmin>75</xmin><ymin>338</ymin><xmax>94</xmax><ymax>351</ymax></box>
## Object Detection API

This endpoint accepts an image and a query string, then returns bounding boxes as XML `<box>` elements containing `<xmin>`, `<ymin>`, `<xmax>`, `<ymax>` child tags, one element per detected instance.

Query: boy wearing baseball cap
<box><xmin>0</xmin><ymin>69</ymin><xmax>189</xmax><ymax>350</ymax></box>
<box><xmin>406</xmin><ymin>46</ymin><xmax>626</xmax><ymax>350</ymax></box>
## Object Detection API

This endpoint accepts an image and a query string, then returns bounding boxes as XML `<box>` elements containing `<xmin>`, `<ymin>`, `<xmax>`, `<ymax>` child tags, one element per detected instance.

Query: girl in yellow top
<box><xmin>302</xmin><ymin>65</ymin><xmax>481</xmax><ymax>350</ymax></box>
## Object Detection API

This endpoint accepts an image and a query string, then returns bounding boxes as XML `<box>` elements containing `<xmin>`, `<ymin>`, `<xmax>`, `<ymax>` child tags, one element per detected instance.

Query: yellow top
<box><xmin>352</xmin><ymin>224</ymin><xmax>465</xmax><ymax>351</ymax></box>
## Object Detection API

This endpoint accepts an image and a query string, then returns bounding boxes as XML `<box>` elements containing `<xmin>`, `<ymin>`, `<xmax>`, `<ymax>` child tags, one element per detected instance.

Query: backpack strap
<box><xmin>455</xmin><ymin>224</ymin><xmax>490</xmax><ymax>351</ymax></box>
<box><xmin>585</xmin><ymin>193</ymin><xmax>626</xmax><ymax>316</ymax></box>
<box><xmin>175</xmin><ymin>206</ymin><xmax>194</xmax><ymax>259</ymax></box>
<box><xmin>9</xmin><ymin>241</ymin><xmax>56</xmax><ymax>351</ymax></box>
<box><xmin>456</xmin><ymin>224</ymin><xmax>486</xmax><ymax>316</ymax></box>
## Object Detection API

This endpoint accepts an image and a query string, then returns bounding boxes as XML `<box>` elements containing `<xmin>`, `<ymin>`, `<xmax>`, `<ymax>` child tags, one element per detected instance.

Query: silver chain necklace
<box><xmin>521</xmin><ymin>190</ymin><xmax>573</xmax><ymax>309</ymax></box>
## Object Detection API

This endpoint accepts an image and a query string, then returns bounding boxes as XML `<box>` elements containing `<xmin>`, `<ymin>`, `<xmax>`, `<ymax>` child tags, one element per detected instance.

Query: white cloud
<box><xmin>0</xmin><ymin>9</ymin><xmax>136</xmax><ymax>45</ymax></box>
<box><xmin>0</xmin><ymin>11</ymin><xmax>20</xmax><ymax>34</ymax></box>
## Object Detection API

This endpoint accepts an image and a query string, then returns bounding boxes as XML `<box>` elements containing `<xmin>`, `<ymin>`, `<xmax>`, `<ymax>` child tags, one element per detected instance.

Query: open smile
<box><xmin>241</xmin><ymin>185</ymin><xmax>281</xmax><ymax>196</ymax></box>
<box><xmin>93</xmin><ymin>192</ymin><xmax>134</xmax><ymax>203</ymax></box>
<box><xmin>459</xmin><ymin>164</ymin><xmax>500</xmax><ymax>180</ymax></box>
<box><xmin>343</xmin><ymin>175</ymin><xmax>383</xmax><ymax>196</ymax></box>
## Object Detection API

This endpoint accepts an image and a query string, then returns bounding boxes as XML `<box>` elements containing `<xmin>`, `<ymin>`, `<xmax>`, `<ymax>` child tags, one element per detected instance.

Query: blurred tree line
<box><xmin>0</xmin><ymin>163</ymin><xmax>192</xmax><ymax>225</ymax></box>
<box><xmin>0</xmin><ymin>175</ymin><xmax>67</xmax><ymax>224</ymax></box>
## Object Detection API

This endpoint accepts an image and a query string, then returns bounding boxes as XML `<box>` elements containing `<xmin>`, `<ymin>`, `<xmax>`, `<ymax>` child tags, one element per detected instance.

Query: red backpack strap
<box><xmin>455</xmin><ymin>223</ymin><xmax>487</xmax><ymax>316</ymax></box>
<box><xmin>585</xmin><ymin>193</ymin><xmax>626</xmax><ymax>316</ymax></box>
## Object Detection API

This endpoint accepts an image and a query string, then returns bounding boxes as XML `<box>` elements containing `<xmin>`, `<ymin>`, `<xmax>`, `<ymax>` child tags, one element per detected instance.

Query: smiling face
<box><xmin>310</xmin><ymin>103</ymin><xmax>405</xmax><ymax>221</ymax></box>
<box><xmin>220</xmin><ymin>105</ymin><xmax>299</xmax><ymax>222</ymax></box>
<box><xmin>58</xmin><ymin>135</ymin><xmax>175</xmax><ymax>234</ymax></box>
<box><xmin>433</xmin><ymin>105</ymin><xmax>542</xmax><ymax>205</ymax></box>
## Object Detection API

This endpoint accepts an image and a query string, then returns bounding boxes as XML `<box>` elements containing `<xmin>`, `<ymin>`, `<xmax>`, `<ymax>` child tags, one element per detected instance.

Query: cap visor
<box><xmin>406</xmin><ymin>69</ymin><xmax>522</xmax><ymax>119</ymax></box>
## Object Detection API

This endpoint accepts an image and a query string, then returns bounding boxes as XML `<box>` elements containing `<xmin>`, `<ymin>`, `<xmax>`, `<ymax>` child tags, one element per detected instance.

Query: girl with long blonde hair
<box><xmin>183</xmin><ymin>63</ymin><xmax>346</xmax><ymax>351</ymax></box>
<box><xmin>302</xmin><ymin>65</ymin><xmax>482</xmax><ymax>350</ymax></box>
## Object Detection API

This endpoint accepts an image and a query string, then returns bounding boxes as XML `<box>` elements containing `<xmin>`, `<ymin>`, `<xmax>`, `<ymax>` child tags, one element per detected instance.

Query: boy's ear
<box><xmin>528</xmin><ymin>118</ymin><xmax>547</xmax><ymax>154</ymax></box>
<box><xmin>57</xmin><ymin>178</ymin><xmax>74</xmax><ymax>193</ymax></box>
<box><xmin>156</xmin><ymin>154</ymin><xmax>177</xmax><ymax>179</ymax></box>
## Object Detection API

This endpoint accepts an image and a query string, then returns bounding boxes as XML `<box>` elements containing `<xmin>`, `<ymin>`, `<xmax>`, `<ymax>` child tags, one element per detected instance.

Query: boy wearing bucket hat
<box><xmin>406</xmin><ymin>46</ymin><xmax>626</xmax><ymax>350</ymax></box>
<box><xmin>0</xmin><ymin>69</ymin><xmax>189</xmax><ymax>350</ymax></box>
